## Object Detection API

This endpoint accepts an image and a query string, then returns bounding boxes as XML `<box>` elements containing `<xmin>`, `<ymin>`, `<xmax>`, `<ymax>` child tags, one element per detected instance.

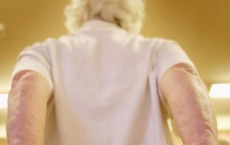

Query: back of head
<box><xmin>64</xmin><ymin>0</ymin><xmax>145</xmax><ymax>34</ymax></box>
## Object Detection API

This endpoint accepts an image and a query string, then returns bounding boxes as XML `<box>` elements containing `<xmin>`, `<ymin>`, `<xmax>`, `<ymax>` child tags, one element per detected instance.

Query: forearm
<box><xmin>170</xmin><ymin>80</ymin><xmax>217</xmax><ymax>145</ymax></box>
<box><xmin>7</xmin><ymin>93</ymin><xmax>47</xmax><ymax>145</ymax></box>
<box><xmin>7</xmin><ymin>71</ymin><xmax>51</xmax><ymax>145</ymax></box>
<box><xmin>160</xmin><ymin>65</ymin><xmax>218</xmax><ymax>145</ymax></box>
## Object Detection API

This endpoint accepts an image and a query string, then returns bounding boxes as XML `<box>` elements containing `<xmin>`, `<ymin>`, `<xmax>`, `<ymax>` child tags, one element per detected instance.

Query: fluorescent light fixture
<box><xmin>0</xmin><ymin>125</ymin><xmax>6</xmax><ymax>139</ymax></box>
<box><xmin>217</xmin><ymin>116</ymin><xmax>230</xmax><ymax>130</ymax></box>
<box><xmin>209</xmin><ymin>84</ymin><xmax>230</xmax><ymax>98</ymax></box>
<box><xmin>0</xmin><ymin>94</ymin><xmax>8</xmax><ymax>109</ymax></box>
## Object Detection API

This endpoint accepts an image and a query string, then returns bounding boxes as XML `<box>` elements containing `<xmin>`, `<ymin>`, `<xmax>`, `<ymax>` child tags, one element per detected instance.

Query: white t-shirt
<box><xmin>12</xmin><ymin>20</ymin><xmax>196</xmax><ymax>145</ymax></box>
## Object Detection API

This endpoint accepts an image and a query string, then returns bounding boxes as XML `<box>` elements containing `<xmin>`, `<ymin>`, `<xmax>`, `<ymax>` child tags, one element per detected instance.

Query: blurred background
<box><xmin>0</xmin><ymin>0</ymin><xmax>230</xmax><ymax>144</ymax></box>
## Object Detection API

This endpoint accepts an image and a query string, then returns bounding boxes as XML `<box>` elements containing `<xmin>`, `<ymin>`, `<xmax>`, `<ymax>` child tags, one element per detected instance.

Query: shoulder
<box><xmin>22</xmin><ymin>32</ymin><xmax>89</xmax><ymax>53</ymax></box>
<box><xmin>134</xmin><ymin>36</ymin><xmax>179</xmax><ymax>48</ymax></box>
<box><xmin>133</xmin><ymin>36</ymin><xmax>182</xmax><ymax>53</ymax></box>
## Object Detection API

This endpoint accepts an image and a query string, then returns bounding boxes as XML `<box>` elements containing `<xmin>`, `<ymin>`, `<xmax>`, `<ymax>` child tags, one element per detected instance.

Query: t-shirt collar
<box><xmin>79</xmin><ymin>19</ymin><xmax>121</xmax><ymax>31</ymax></box>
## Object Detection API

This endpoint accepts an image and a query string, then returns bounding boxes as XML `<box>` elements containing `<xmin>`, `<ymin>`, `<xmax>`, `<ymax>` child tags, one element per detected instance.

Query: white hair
<box><xmin>64</xmin><ymin>0</ymin><xmax>145</xmax><ymax>34</ymax></box>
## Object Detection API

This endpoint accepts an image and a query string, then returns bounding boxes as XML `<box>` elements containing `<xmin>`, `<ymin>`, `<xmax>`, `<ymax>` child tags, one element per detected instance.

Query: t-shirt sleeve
<box><xmin>154</xmin><ymin>39</ymin><xmax>198</xmax><ymax>111</ymax></box>
<box><xmin>155</xmin><ymin>39</ymin><xmax>197</xmax><ymax>83</ymax></box>
<box><xmin>11</xmin><ymin>42</ymin><xmax>53</xmax><ymax>89</ymax></box>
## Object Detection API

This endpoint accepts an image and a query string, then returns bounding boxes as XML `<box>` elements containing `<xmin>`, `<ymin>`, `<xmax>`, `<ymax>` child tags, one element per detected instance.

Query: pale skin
<box><xmin>160</xmin><ymin>64</ymin><xmax>218</xmax><ymax>145</ymax></box>
<box><xmin>7</xmin><ymin>70</ymin><xmax>52</xmax><ymax>145</ymax></box>
<box><xmin>7</xmin><ymin>64</ymin><xmax>218</xmax><ymax>145</ymax></box>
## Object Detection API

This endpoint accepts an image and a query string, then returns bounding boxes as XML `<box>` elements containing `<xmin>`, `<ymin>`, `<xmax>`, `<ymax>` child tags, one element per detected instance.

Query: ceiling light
<box><xmin>209</xmin><ymin>84</ymin><xmax>230</xmax><ymax>98</ymax></box>
<box><xmin>0</xmin><ymin>125</ymin><xmax>6</xmax><ymax>139</ymax></box>
<box><xmin>0</xmin><ymin>94</ymin><xmax>8</xmax><ymax>109</ymax></box>
<box><xmin>217</xmin><ymin>116</ymin><xmax>230</xmax><ymax>130</ymax></box>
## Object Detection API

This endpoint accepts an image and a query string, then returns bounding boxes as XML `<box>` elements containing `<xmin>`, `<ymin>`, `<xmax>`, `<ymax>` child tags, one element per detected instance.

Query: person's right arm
<box><xmin>7</xmin><ymin>70</ymin><xmax>52</xmax><ymax>145</ymax></box>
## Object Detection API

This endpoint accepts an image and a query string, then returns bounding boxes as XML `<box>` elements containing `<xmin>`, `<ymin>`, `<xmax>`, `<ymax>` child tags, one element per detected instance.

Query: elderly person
<box><xmin>7</xmin><ymin>0</ymin><xmax>218</xmax><ymax>145</ymax></box>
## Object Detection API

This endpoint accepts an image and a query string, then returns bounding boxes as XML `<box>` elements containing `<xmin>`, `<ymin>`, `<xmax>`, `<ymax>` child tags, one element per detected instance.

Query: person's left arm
<box><xmin>159</xmin><ymin>63</ymin><xmax>218</xmax><ymax>145</ymax></box>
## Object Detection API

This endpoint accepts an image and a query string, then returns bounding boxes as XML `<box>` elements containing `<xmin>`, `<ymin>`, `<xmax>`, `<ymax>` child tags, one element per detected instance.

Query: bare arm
<box><xmin>160</xmin><ymin>64</ymin><xmax>218</xmax><ymax>145</ymax></box>
<box><xmin>7</xmin><ymin>70</ymin><xmax>52</xmax><ymax>145</ymax></box>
